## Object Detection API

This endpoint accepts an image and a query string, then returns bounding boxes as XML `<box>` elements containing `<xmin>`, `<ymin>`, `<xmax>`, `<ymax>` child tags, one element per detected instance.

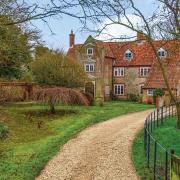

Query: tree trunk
<box><xmin>50</xmin><ymin>104</ymin><xmax>55</xmax><ymax>114</ymax></box>
<box><xmin>176</xmin><ymin>103</ymin><xmax>180</xmax><ymax>129</ymax></box>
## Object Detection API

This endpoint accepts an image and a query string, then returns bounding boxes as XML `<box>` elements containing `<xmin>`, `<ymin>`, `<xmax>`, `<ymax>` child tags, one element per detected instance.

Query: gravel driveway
<box><xmin>36</xmin><ymin>109</ymin><xmax>152</xmax><ymax>180</ymax></box>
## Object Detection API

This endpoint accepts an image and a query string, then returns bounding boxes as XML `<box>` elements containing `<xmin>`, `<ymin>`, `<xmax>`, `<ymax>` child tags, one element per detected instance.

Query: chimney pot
<box><xmin>69</xmin><ymin>30</ymin><xmax>75</xmax><ymax>48</ymax></box>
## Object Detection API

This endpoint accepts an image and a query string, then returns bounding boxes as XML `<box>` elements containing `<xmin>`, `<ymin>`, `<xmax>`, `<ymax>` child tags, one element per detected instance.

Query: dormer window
<box><xmin>124</xmin><ymin>49</ymin><xmax>133</xmax><ymax>60</ymax></box>
<box><xmin>158</xmin><ymin>48</ymin><xmax>167</xmax><ymax>58</ymax></box>
<box><xmin>87</xmin><ymin>48</ymin><xmax>93</xmax><ymax>55</ymax></box>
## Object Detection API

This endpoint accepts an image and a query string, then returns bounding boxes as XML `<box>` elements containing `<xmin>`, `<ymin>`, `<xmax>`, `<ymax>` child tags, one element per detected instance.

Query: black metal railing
<box><xmin>144</xmin><ymin>104</ymin><xmax>179</xmax><ymax>180</ymax></box>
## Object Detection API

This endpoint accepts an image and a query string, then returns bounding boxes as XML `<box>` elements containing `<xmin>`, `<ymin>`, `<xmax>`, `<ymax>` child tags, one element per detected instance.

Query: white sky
<box><xmin>32</xmin><ymin>0</ymin><xmax>156</xmax><ymax>51</ymax></box>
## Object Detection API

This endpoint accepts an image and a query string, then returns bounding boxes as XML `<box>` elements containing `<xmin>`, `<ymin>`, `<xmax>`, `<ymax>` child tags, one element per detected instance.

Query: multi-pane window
<box><xmin>87</xmin><ymin>48</ymin><xmax>93</xmax><ymax>55</ymax></box>
<box><xmin>124</xmin><ymin>49</ymin><xmax>133</xmax><ymax>60</ymax></box>
<box><xmin>147</xmin><ymin>89</ymin><xmax>153</xmax><ymax>96</ymax></box>
<box><xmin>114</xmin><ymin>67</ymin><xmax>125</xmax><ymax>77</ymax></box>
<box><xmin>140</xmin><ymin>67</ymin><xmax>150</xmax><ymax>77</ymax></box>
<box><xmin>114</xmin><ymin>84</ymin><xmax>124</xmax><ymax>95</ymax></box>
<box><xmin>158</xmin><ymin>48</ymin><xmax>167</xmax><ymax>58</ymax></box>
<box><xmin>85</xmin><ymin>64</ymin><xmax>94</xmax><ymax>72</ymax></box>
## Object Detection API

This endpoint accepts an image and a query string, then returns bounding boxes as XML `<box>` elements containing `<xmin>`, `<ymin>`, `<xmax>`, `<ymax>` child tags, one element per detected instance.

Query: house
<box><xmin>143</xmin><ymin>61</ymin><xmax>180</xmax><ymax>104</ymax></box>
<box><xmin>67</xmin><ymin>30</ymin><xmax>180</xmax><ymax>102</ymax></box>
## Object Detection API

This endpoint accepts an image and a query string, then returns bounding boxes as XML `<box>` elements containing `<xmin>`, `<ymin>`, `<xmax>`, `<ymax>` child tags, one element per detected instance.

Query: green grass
<box><xmin>132</xmin><ymin>116</ymin><xmax>180</xmax><ymax>179</ymax></box>
<box><xmin>0</xmin><ymin>101</ymin><xmax>152</xmax><ymax>180</ymax></box>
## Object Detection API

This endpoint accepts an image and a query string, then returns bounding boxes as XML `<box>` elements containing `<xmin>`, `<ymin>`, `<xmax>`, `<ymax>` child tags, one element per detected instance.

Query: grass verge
<box><xmin>0</xmin><ymin>101</ymin><xmax>152</xmax><ymax>180</ymax></box>
<box><xmin>132</xmin><ymin>116</ymin><xmax>180</xmax><ymax>179</ymax></box>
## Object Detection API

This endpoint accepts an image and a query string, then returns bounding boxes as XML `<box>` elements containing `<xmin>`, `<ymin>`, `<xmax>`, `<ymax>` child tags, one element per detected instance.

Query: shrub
<box><xmin>153</xmin><ymin>88</ymin><xmax>165</xmax><ymax>104</ymax></box>
<box><xmin>31</xmin><ymin>51</ymin><xmax>88</xmax><ymax>88</ymax></box>
<box><xmin>128</xmin><ymin>93</ymin><xmax>139</xmax><ymax>102</ymax></box>
<box><xmin>98</xmin><ymin>100</ymin><xmax>105</xmax><ymax>107</ymax></box>
<box><xmin>0</xmin><ymin>122</ymin><xmax>9</xmax><ymax>139</ymax></box>
<box><xmin>0</xmin><ymin>86</ymin><xmax>24</xmax><ymax>102</ymax></box>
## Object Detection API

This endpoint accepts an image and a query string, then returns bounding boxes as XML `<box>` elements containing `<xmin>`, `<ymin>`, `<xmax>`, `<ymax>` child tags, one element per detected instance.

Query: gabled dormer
<box><xmin>158</xmin><ymin>47</ymin><xmax>167</xmax><ymax>58</ymax></box>
<box><xmin>124</xmin><ymin>49</ymin><xmax>133</xmax><ymax>60</ymax></box>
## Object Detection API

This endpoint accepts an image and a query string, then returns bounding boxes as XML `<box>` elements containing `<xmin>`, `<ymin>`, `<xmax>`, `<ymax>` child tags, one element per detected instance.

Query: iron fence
<box><xmin>144</xmin><ymin>104</ymin><xmax>180</xmax><ymax>180</ymax></box>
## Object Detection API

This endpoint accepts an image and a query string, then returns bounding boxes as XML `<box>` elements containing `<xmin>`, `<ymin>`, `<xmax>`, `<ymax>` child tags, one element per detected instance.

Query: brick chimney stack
<box><xmin>69</xmin><ymin>30</ymin><xmax>75</xmax><ymax>48</ymax></box>
<box><xmin>137</xmin><ymin>32</ymin><xmax>145</xmax><ymax>41</ymax></box>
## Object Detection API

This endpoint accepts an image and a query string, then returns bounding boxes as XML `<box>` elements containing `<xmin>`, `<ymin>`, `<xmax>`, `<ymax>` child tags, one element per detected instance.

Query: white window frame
<box><xmin>140</xmin><ymin>67</ymin><xmax>151</xmax><ymax>77</ymax></box>
<box><xmin>147</xmin><ymin>89</ymin><xmax>153</xmax><ymax>96</ymax></box>
<box><xmin>114</xmin><ymin>84</ymin><xmax>124</xmax><ymax>95</ymax></box>
<box><xmin>114</xmin><ymin>67</ymin><xmax>125</xmax><ymax>77</ymax></box>
<box><xmin>158</xmin><ymin>48</ymin><xmax>167</xmax><ymax>58</ymax></box>
<box><xmin>87</xmin><ymin>48</ymin><xmax>93</xmax><ymax>55</ymax></box>
<box><xmin>85</xmin><ymin>64</ymin><xmax>94</xmax><ymax>72</ymax></box>
<box><xmin>124</xmin><ymin>49</ymin><xmax>133</xmax><ymax>60</ymax></box>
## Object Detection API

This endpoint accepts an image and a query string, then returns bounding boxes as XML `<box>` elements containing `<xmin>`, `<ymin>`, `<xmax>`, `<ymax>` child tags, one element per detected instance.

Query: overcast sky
<box><xmin>32</xmin><ymin>0</ymin><xmax>155</xmax><ymax>51</ymax></box>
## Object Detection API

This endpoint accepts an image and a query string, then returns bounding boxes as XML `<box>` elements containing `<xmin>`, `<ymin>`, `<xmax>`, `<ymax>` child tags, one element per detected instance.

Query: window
<box><xmin>114</xmin><ymin>67</ymin><xmax>125</xmax><ymax>77</ymax></box>
<box><xmin>87</xmin><ymin>48</ymin><xmax>93</xmax><ymax>55</ymax></box>
<box><xmin>140</xmin><ymin>67</ymin><xmax>150</xmax><ymax>77</ymax></box>
<box><xmin>147</xmin><ymin>89</ymin><xmax>153</xmax><ymax>96</ymax></box>
<box><xmin>124</xmin><ymin>49</ymin><xmax>133</xmax><ymax>60</ymax></box>
<box><xmin>85</xmin><ymin>64</ymin><xmax>94</xmax><ymax>72</ymax></box>
<box><xmin>140</xmin><ymin>84</ymin><xmax>144</xmax><ymax>94</ymax></box>
<box><xmin>114</xmin><ymin>84</ymin><xmax>124</xmax><ymax>95</ymax></box>
<box><xmin>158</xmin><ymin>48</ymin><xmax>167</xmax><ymax>58</ymax></box>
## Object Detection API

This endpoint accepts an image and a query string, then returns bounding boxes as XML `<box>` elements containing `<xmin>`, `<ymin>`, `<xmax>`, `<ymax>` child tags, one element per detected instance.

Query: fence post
<box><xmin>154</xmin><ymin>111</ymin><xmax>156</xmax><ymax>128</ymax></box>
<box><xmin>161</xmin><ymin>106</ymin><xmax>163</xmax><ymax>124</ymax></box>
<box><xmin>144</xmin><ymin>122</ymin><xmax>147</xmax><ymax>155</ymax></box>
<box><xmin>147</xmin><ymin>133</ymin><xmax>150</xmax><ymax>168</ymax></box>
<box><xmin>154</xmin><ymin>141</ymin><xmax>157</xmax><ymax>180</ymax></box>
<box><xmin>170</xmin><ymin>149</ymin><xmax>175</xmax><ymax>179</ymax></box>
<box><xmin>157</xmin><ymin>109</ymin><xmax>159</xmax><ymax>127</ymax></box>
<box><xmin>165</xmin><ymin>150</ymin><xmax>168</xmax><ymax>180</ymax></box>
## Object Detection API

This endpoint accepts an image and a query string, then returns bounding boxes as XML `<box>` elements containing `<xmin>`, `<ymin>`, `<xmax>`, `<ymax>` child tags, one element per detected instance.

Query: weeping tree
<box><xmin>34</xmin><ymin>87</ymin><xmax>90</xmax><ymax>113</ymax></box>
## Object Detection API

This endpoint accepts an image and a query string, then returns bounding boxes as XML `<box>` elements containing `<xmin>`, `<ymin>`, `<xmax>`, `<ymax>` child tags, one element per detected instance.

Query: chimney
<box><xmin>69</xmin><ymin>30</ymin><xmax>75</xmax><ymax>48</ymax></box>
<box><xmin>137</xmin><ymin>32</ymin><xmax>145</xmax><ymax>41</ymax></box>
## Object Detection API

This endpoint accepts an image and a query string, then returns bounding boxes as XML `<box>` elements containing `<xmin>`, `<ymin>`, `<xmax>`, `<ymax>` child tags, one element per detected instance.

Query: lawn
<box><xmin>0</xmin><ymin>101</ymin><xmax>152</xmax><ymax>180</ymax></box>
<box><xmin>132</xmin><ymin>116</ymin><xmax>180</xmax><ymax>179</ymax></box>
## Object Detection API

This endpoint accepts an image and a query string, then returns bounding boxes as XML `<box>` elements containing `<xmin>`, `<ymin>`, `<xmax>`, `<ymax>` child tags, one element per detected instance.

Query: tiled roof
<box><xmin>144</xmin><ymin>61</ymin><xmax>180</xmax><ymax>89</ymax></box>
<box><xmin>67</xmin><ymin>38</ymin><xmax>180</xmax><ymax>67</ymax></box>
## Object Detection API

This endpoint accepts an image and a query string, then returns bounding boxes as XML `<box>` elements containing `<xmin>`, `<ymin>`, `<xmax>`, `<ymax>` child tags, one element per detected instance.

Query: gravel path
<box><xmin>36</xmin><ymin>109</ymin><xmax>153</xmax><ymax>180</ymax></box>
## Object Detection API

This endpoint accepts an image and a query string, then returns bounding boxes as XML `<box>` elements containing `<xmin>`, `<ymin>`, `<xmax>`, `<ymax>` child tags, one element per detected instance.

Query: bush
<box><xmin>153</xmin><ymin>88</ymin><xmax>165</xmax><ymax>103</ymax></box>
<box><xmin>0</xmin><ymin>122</ymin><xmax>9</xmax><ymax>139</ymax></box>
<box><xmin>98</xmin><ymin>100</ymin><xmax>105</xmax><ymax>107</ymax></box>
<box><xmin>128</xmin><ymin>93</ymin><xmax>139</xmax><ymax>102</ymax></box>
<box><xmin>0</xmin><ymin>86</ymin><xmax>24</xmax><ymax>102</ymax></box>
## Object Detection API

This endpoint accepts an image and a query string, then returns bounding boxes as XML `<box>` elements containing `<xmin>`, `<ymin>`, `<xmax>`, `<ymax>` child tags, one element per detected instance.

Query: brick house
<box><xmin>143</xmin><ymin>61</ymin><xmax>180</xmax><ymax>104</ymax></box>
<box><xmin>67</xmin><ymin>31</ymin><xmax>180</xmax><ymax>102</ymax></box>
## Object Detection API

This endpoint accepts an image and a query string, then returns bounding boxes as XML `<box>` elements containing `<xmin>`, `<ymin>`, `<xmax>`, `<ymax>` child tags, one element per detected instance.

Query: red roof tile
<box><xmin>67</xmin><ymin>38</ymin><xmax>180</xmax><ymax>67</ymax></box>
<box><xmin>144</xmin><ymin>61</ymin><xmax>180</xmax><ymax>89</ymax></box>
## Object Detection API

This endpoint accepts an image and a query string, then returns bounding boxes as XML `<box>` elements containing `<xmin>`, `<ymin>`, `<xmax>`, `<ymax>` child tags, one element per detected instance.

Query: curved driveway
<box><xmin>37</xmin><ymin>109</ymin><xmax>152</xmax><ymax>180</ymax></box>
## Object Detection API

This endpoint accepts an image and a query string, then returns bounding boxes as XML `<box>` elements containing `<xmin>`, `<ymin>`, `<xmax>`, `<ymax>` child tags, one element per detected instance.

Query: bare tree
<box><xmin>0</xmin><ymin>0</ymin><xmax>86</xmax><ymax>26</ymax></box>
<box><xmin>63</xmin><ymin>0</ymin><xmax>179</xmax><ymax>128</ymax></box>
<box><xmin>1</xmin><ymin>1</ymin><xmax>180</xmax><ymax>127</ymax></box>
